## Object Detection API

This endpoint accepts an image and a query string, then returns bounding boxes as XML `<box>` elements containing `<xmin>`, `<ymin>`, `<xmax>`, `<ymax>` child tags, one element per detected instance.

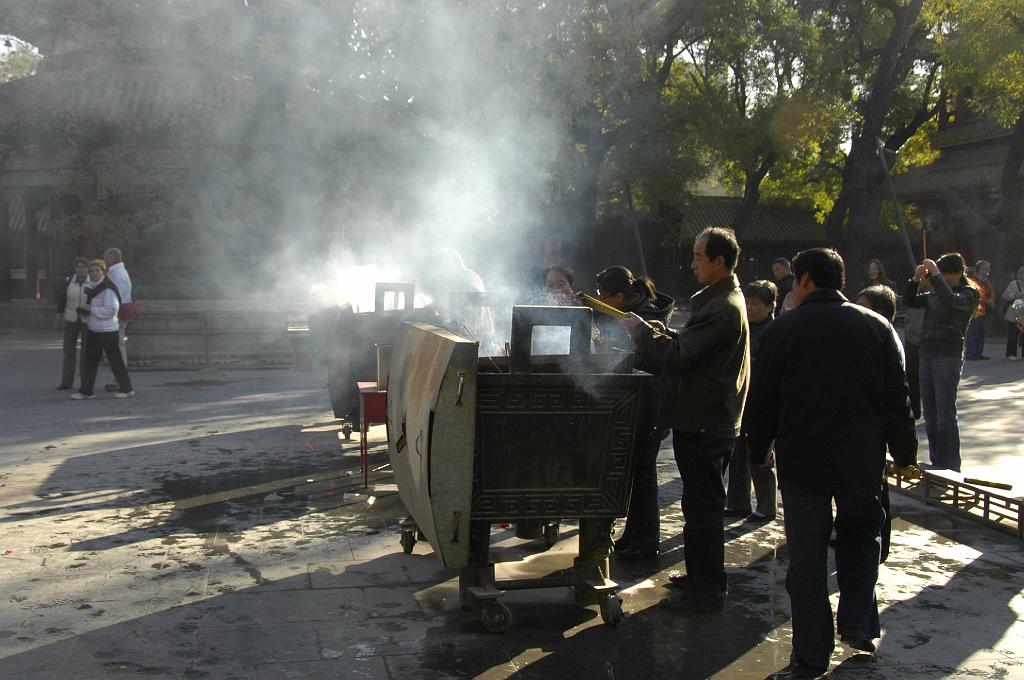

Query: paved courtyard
<box><xmin>1</xmin><ymin>328</ymin><xmax>1022</xmax><ymax>679</ymax></box>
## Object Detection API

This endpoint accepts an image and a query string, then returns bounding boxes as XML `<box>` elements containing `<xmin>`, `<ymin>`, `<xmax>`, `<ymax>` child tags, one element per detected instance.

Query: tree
<box><xmin>667</xmin><ymin>0</ymin><xmax>837</xmax><ymax>237</ymax></box>
<box><xmin>817</xmin><ymin>0</ymin><xmax>944</xmax><ymax>283</ymax></box>
<box><xmin>535</xmin><ymin>1</ymin><xmax>703</xmax><ymax>243</ymax></box>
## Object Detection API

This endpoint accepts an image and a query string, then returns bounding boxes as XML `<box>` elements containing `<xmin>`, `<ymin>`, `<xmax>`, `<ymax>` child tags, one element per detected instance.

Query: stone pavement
<box><xmin>0</xmin><ymin>328</ymin><xmax>1022</xmax><ymax>679</ymax></box>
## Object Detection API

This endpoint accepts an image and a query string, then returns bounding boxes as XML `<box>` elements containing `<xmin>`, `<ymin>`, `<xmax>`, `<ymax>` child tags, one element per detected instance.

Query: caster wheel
<box><xmin>341</xmin><ymin>425</ymin><xmax>353</xmax><ymax>441</ymax></box>
<box><xmin>543</xmin><ymin>522</ymin><xmax>559</xmax><ymax>548</ymax></box>
<box><xmin>400</xmin><ymin>529</ymin><xmax>416</xmax><ymax>554</ymax></box>
<box><xmin>599</xmin><ymin>594</ymin><xmax>623</xmax><ymax>626</ymax></box>
<box><xmin>481</xmin><ymin>602</ymin><xmax>512</xmax><ymax>633</ymax></box>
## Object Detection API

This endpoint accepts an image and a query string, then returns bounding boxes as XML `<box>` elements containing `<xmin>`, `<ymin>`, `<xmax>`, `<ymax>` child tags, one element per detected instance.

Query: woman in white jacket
<box><xmin>71</xmin><ymin>259</ymin><xmax>134</xmax><ymax>399</ymax></box>
<box><xmin>55</xmin><ymin>256</ymin><xmax>90</xmax><ymax>390</ymax></box>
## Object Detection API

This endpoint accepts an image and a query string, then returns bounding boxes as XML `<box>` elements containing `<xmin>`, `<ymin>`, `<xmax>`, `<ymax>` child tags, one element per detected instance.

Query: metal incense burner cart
<box><xmin>386</xmin><ymin>306</ymin><xmax>654</xmax><ymax>632</ymax></box>
<box><xmin>327</xmin><ymin>283</ymin><xmax>438</xmax><ymax>435</ymax></box>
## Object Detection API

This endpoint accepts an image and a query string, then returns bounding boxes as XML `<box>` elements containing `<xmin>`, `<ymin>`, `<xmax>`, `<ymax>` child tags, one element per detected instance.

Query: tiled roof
<box><xmin>0</xmin><ymin>59</ymin><xmax>252</xmax><ymax>129</ymax></box>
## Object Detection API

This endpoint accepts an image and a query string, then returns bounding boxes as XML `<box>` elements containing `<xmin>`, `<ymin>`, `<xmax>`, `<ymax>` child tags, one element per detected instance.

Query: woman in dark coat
<box><xmin>725</xmin><ymin>280</ymin><xmax>778</xmax><ymax>522</ymax></box>
<box><xmin>903</xmin><ymin>253</ymin><xmax>979</xmax><ymax>472</ymax></box>
<box><xmin>594</xmin><ymin>266</ymin><xmax>674</xmax><ymax>560</ymax></box>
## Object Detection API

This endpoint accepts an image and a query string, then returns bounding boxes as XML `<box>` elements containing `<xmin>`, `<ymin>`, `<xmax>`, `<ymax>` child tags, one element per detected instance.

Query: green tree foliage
<box><xmin>942</xmin><ymin>0</ymin><xmax>1024</xmax><ymax>127</ymax></box>
<box><xmin>662</xmin><ymin>0</ymin><xmax>841</xmax><ymax>235</ymax></box>
<box><xmin>533</xmin><ymin>1</ymin><xmax>705</xmax><ymax>239</ymax></box>
<box><xmin>811</xmin><ymin>0</ymin><xmax>945</xmax><ymax>282</ymax></box>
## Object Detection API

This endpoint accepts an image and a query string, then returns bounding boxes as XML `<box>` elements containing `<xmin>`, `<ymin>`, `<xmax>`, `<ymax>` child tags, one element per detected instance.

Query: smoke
<box><xmin>184</xmin><ymin>1</ymin><xmax>570</xmax><ymax>313</ymax></box>
<box><xmin>7</xmin><ymin>1</ymin><xmax>611</xmax><ymax>355</ymax></box>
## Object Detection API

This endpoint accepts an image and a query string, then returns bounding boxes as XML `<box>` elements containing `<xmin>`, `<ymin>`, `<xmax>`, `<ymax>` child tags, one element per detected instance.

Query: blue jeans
<box><xmin>782</xmin><ymin>487</ymin><xmax>884</xmax><ymax>669</ymax></box>
<box><xmin>673</xmin><ymin>431</ymin><xmax>732</xmax><ymax>594</ymax></box>
<box><xmin>919</xmin><ymin>350</ymin><xmax>964</xmax><ymax>472</ymax></box>
<box><xmin>964</xmin><ymin>316</ymin><xmax>987</xmax><ymax>357</ymax></box>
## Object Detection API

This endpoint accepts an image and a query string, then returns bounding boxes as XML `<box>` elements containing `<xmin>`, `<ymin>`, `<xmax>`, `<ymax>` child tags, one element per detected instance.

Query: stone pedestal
<box><xmin>127</xmin><ymin>300</ymin><xmax>296</xmax><ymax>370</ymax></box>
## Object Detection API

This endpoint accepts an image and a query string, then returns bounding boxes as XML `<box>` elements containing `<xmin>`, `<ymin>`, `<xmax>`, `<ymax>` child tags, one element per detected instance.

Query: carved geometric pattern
<box><xmin>470</xmin><ymin>374</ymin><xmax>648</xmax><ymax>520</ymax></box>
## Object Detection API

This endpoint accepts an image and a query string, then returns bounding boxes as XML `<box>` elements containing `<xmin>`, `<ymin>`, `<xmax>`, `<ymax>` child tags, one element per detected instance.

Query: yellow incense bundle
<box><xmin>577</xmin><ymin>292</ymin><xmax>630</xmax><ymax>319</ymax></box>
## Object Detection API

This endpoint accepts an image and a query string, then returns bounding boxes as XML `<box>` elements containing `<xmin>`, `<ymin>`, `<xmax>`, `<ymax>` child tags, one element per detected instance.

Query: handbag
<box><xmin>118</xmin><ymin>300</ymin><xmax>142</xmax><ymax>321</ymax></box>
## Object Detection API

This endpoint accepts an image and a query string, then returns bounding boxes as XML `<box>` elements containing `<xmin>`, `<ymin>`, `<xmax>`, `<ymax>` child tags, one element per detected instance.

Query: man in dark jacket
<box><xmin>745</xmin><ymin>248</ymin><xmax>918</xmax><ymax>677</ymax></box>
<box><xmin>623</xmin><ymin>227</ymin><xmax>750</xmax><ymax>609</ymax></box>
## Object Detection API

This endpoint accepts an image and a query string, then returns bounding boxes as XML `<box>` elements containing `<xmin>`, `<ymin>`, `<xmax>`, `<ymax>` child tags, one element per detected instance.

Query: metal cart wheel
<box><xmin>543</xmin><ymin>521</ymin><xmax>560</xmax><ymax>548</ymax></box>
<box><xmin>400</xmin><ymin>528</ymin><xmax>417</xmax><ymax>554</ymax></box>
<box><xmin>481</xmin><ymin>602</ymin><xmax>512</xmax><ymax>633</ymax></box>
<box><xmin>599</xmin><ymin>593</ymin><xmax>624</xmax><ymax>626</ymax></box>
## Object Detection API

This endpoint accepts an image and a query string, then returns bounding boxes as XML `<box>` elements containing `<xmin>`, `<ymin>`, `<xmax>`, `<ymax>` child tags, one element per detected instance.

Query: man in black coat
<box><xmin>623</xmin><ymin>227</ymin><xmax>750</xmax><ymax>610</ymax></box>
<box><xmin>745</xmin><ymin>248</ymin><xmax>918</xmax><ymax>677</ymax></box>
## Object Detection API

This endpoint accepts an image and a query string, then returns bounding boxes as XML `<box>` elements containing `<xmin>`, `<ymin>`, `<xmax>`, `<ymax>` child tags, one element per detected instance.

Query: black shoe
<box><xmin>769</xmin><ymin>661</ymin><xmax>829</xmax><ymax>679</ymax></box>
<box><xmin>977</xmin><ymin>355</ymin><xmax>991</xmax><ymax>360</ymax></box>
<box><xmin>840</xmin><ymin>636</ymin><xmax>876</xmax><ymax>654</ymax></box>
<box><xmin>104</xmin><ymin>383</ymin><xmax>119</xmax><ymax>393</ymax></box>
<box><xmin>613</xmin><ymin>537</ymin><xmax>631</xmax><ymax>552</ymax></box>
<box><xmin>965</xmin><ymin>355</ymin><xmax>980</xmax><ymax>361</ymax></box>
<box><xmin>615</xmin><ymin>547</ymin><xmax>659</xmax><ymax>561</ymax></box>
<box><xmin>744</xmin><ymin>512</ymin><xmax>775</xmax><ymax>523</ymax></box>
<box><xmin>666</xmin><ymin>573</ymin><xmax>728</xmax><ymax>596</ymax></box>
<box><xmin>56</xmin><ymin>384</ymin><xmax>71</xmax><ymax>390</ymax></box>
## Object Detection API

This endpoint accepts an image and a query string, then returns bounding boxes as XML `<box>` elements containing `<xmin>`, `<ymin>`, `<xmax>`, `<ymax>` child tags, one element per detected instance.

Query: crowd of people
<box><xmin>54</xmin><ymin>247</ymin><xmax>135</xmax><ymax>399</ymax></box>
<box><xmin>51</xmin><ymin>235</ymin><xmax>1018</xmax><ymax>676</ymax></box>
<box><xmin>537</xmin><ymin>229</ymin><xmax>1019</xmax><ymax>678</ymax></box>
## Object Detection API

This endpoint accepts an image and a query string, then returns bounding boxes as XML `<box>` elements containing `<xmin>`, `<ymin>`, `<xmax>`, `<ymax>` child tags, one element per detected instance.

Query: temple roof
<box><xmin>0</xmin><ymin>51</ymin><xmax>254</xmax><ymax>131</ymax></box>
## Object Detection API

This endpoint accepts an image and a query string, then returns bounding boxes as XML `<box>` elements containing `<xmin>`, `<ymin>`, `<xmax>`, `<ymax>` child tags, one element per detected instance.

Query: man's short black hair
<box><xmin>697</xmin><ymin>227</ymin><xmax>740</xmax><ymax>271</ymax></box>
<box><xmin>792</xmin><ymin>248</ymin><xmax>845</xmax><ymax>291</ymax></box>
<box><xmin>772</xmin><ymin>257</ymin><xmax>791</xmax><ymax>268</ymax></box>
<box><xmin>856</xmin><ymin>285</ymin><xmax>897</xmax><ymax>322</ymax></box>
<box><xmin>743</xmin><ymin>280</ymin><xmax>778</xmax><ymax>308</ymax></box>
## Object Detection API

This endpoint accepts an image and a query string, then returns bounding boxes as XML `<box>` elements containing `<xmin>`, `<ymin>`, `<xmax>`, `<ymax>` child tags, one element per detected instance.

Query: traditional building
<box><xmin>894</xmin><ymin>97</ymin><xmax>1020</xmax><ymax>272</ymax></box>
<box><xmin>0</xmin><ymin>26</ymin><xmax>254</xmax><ymax>302</ymax></box>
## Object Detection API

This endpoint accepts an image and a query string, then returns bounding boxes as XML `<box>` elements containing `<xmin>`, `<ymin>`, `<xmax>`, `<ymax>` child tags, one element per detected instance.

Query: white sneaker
<box><xmin>113</xmin><ymin>390</ymin><xmax>135</xmax><ymax>399</ymax></box>
<box><xmin>70</xmin><ymin>392</ymin><xmax>94</xmax><ymax>400</ymax></box>
<box><xmin>1009</xmin><ymin>356</ymin><xmax>1019</xmax><ymax>361</ymax></box>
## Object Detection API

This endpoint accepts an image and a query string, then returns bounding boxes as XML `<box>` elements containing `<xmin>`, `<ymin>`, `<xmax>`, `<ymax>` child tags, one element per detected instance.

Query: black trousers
<box><xmin>673</xmin><ymin>430</ymin><xmax>732</xmax><ymax>594</ymax></box>
<box><xmin>1007</xmin><ymin>321</ymin><xmax>1023</xmax><ymax>358</ymax></box>
<box><xmin>80</xmin><ymin>330</ymin><xmax>132</xmax><ymax>395</ymax></box>
<box><xmin>60</xmin><ymin>320</ymin><xmax>88</xmax><ymax>388</ymax></box>
<box><xmin>782</xmin><ymin>485</ymin><xmax>884</xmax><ymax>669</ymax></box>
<box><xmin>725</xmin><ymin>433</ymin><xmax>777</xmax><ymax>517</ymax></box>
<box><xmin>619</xmin><ymin>426</ymin><xmax>664</xmax><ymax>551</ymax></box>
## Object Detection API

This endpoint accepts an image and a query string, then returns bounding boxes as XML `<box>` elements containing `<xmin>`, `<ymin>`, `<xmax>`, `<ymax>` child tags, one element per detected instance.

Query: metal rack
<box><xmin>889</xmin><ymin>468</ymin><xmax>1022</xmax><ymax>540</ymax></box>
